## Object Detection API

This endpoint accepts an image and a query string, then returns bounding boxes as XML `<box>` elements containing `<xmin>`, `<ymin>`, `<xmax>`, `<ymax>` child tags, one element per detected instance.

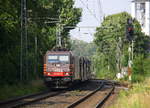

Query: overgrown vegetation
<box><xmin>132</xmin><ymin>55</ymin><xmax>149</xmax><ymax>82</ymax></box>
<box><xmin>109</xmin><ymin>78</ymin><xmax>150</xmax><ymax>108</ymax></box>
<box><xmin>94</xmin><ymin>12</ymin><xmax>150</xmax><ymax>81</ymax></box>
<box><xmin>0</xmin><ymin>80</ymin><xmax>46</xmax><ymax>101</ymax></box>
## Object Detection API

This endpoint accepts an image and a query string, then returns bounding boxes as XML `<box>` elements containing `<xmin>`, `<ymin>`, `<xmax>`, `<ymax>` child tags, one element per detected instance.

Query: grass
<box><xmin>109</xmin><ymin>78</ymin><xmax>150</xmax><ymax>108</ymax></box>
<box><xmin>0</xmin><ymin>80</ymin><xmax>47</xmax><ymax>101</ymax></box>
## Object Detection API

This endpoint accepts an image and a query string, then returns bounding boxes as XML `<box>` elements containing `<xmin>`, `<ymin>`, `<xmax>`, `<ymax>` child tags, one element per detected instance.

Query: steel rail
<box><xmin>66</xmin><ymin>82</ymin><xmax>104</xmax><ymax>108</ymax></box>
<box><xmin>0</xmin><ymin>90</ymin><xmax>49</xmax><ymax>105</ymax></box>
<box><xmin>0</xmin><ymin>90</ymin><xmax>65</xmax><ymax>108</ymax></box>
<box><xmin>95</xmin><ymin>85</ymin><xmax>115</xmax><ymax>108</ymax></box>
<box><xmin>0</xmin><ymin>80</ymin><xmax>92</xmax><ymax>108</ymax></box>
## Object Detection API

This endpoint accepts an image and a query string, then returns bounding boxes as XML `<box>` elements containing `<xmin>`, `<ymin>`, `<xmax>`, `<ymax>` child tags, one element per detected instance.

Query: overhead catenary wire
<box><xmin>64</xmin><ymin>26</ymin><xmax>97</xmax><ymax>29</ymax></box>
<box><xmin>97</xmin><ymin>0</ymin><xmax>104</xmax><ymax>23</ymax></box>
<box><xmin>79</xmin><ymin>0</ymin><xmax>100</xmax><ymax>23</ymax></box>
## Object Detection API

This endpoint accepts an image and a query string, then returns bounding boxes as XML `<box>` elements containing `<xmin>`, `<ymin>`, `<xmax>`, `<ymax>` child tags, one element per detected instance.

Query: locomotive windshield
<box><xmin>48</xmin><ymin>54</ymin><xmax>69</xmax><ymax>63</ymax></box>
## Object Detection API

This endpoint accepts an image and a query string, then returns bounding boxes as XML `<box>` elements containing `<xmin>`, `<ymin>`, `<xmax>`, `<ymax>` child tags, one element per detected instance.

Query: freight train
<box><xmin>43</xmin><ymin>48</ymin><xmax>91</xmax><ymax>87</ymax></box>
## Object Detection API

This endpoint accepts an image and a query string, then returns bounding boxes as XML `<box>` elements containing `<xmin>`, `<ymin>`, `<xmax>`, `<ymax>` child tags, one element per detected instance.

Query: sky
<box><xmin>70</xmin><ymin>0</ymin><xmax>132</xmax><ymax>43</ymax></box>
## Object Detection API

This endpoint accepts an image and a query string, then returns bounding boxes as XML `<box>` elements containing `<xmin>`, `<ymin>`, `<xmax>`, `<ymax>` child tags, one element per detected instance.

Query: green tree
<box><xmin>0</xmin><ymin>0</ymin><xmax>81</xmax><ymax>84</ymax></box>
<box><xmin>71</xmin><ymin>39</ymin><xmax>96</xmax><ymax>58</ymax></box>
<box><xmin>94</xmin><ymin>12</ymin><xmax>150</xmax><ymax>79</ymax></box>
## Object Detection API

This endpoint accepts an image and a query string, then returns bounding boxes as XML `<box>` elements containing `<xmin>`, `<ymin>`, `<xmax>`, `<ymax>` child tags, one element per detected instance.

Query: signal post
<box><xmin>126</xmin><ymin>18</ymin><xmax>134</xmax><ymax>81</ymax></box>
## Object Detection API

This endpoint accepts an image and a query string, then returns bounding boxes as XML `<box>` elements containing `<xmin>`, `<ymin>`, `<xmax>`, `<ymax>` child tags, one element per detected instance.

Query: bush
<box><xmin>131</xmin><ymin>74</ymin><xmax>145</xmax><ymax>83</ymax></box>
<box><xmin>143</xmin><ymin>58</ymin><xmax>150</xmax><ymax>76</ymax></box>
<box><xmin>131</xmin><ymin>55</ymin><xmax>145</xmax><ymax>82</ymax></box>
<box><xmin>131</xmin><ymin>55</ymin><xmax>150</xmax><ymax>82</ymax></box>
<box><xmin>132</xmin><ymin>55</ymin><xmax>144</xmax><ymax>74</ymax></box>
<box><xmin>0</xmin><ymin>80</ymin><xmax>46</xmax><ymax>101</ymax></box>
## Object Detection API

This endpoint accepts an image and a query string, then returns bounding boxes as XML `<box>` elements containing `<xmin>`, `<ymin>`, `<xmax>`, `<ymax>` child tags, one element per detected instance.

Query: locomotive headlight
<box><xmin>47</xmin><ymin>73</ymin><xmax>51</xmax><ymax>75</ymax></box>
<box><xmin>65</xmin><ymin>72</ymin><xmax>69</xmax><ymax>75</ymax></box>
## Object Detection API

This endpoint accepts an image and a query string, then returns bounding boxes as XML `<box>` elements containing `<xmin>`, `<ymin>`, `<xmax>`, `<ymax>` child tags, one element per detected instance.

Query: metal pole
<box><xmin>20</xmin><ymin>0</ymin><xmax>23</xmax><ymax>81</ymax></box>
<box><xmin>56</xmin><ymin>24</ymin><xmax>59</xmax><ymax>47</ymax></box>
<box><xmin>34</xmin><ymin>36</ymin><xmax>37</xmax><ymax>79</ymax></box>
<box><xmin>58</xmin><ymin>24</ymin><xmax>62</xmax><ymax>47</ymax></box>
<box><xmin>24</xmin><ymin>0</ymin><xmax>28</xmax><ymax>81</ymax></box>
<box><xmin>128</xmin><ymin>42</ymin><xmax>132</xmax><ymax>81</ymax></box>
<box><xmin>132</xmin><ymin>40</ymin><xmax>134</xmax><ymax>61</ymax></box>
<box><xmin>116</xmin><ymin>37</ymin><xmax>122</xmax><ymax>73</ymax></box>
<box><xmin>119</xmin><ymin>37</ymin><xmax>122</xmax><ymax>72</ymax></box>
<box><xmin>20</xmin><ymin>0</ymin><xmax>28</xmax><ymax>81</ymax></box>
<box><xmin>128</xmin><ymin>44</ymin><xmax>131</xmax><ymax>64</ymax></box>
<box><xmin>56</xmin><ymin>24</ymin><xmax>62</xmax><ymax>47</ymax></box>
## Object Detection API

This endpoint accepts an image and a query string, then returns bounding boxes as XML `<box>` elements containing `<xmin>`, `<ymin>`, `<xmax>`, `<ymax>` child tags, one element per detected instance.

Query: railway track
<box><xmin>0</xmin><ymin>90</ymin><xmax>64</xmax><ymax>108</ymax></box>
<box><xmin>20</xmin><ymin>80</ymin><xmax>102</xmax><ymax>108</ymax></box>
<box><xmin>66</xmin><ymin>82</ymin><xmax>115</xmax><ymax>108</ymax></box>
<box><xmin>0</xmin><ymin>80</ymin><xmax>116</xmax><ymax>108</ymax></box>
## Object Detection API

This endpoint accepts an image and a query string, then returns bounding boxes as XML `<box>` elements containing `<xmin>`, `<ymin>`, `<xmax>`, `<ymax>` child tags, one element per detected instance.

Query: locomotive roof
<box><xmin>46</xmin><ymin>50</ymin><xmax>73</xmax><ymax>55</ymax></box>
<box><xmin>132</xmin><ymin>0</ymin><xmax>150</xmax><ymax>2</ymax></box>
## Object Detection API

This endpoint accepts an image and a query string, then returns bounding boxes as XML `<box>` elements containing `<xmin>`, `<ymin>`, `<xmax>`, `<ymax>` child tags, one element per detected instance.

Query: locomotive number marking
<box><xmin>54</xmin><ymin>72</ymin><xmax>63</xmax><ymax>75</ymax></box>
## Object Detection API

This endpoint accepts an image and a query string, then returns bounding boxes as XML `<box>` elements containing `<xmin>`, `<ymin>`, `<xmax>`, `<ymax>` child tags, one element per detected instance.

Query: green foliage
<box><xmin>143</xmin><ymin>57</ymin><xmax>150</xmax><ymax>75</ymax></box>
<box><xmin>92</xmin><ymin>53</ymin><xmax>116</xmax><ymax>79</ymax></box>
<box><xmin>94</xmin><ymin>12</ymin><xmax>150</xmax><ymax>79</ymax></box>
<box><xmin>0</xmin><ymin>80</ymin><xmax>46</xmax><ymax>101</ymax></box>
<box><xmin>71</xmin><ymin>39</ymin><xmax>96</xmax><ymax>58</ymax></box>
<box><xmin>0</xmin><ymin>0</ymin><xmax>81</xmax><ymax>84</ymax></box>
<box><xmin>131</xmin><ymin>74</ymin><xmax>145</xmax><ymax>83</ymax></box>
<box><xmin>109</xmin><ymin>78</ymin><xmax>150</xmax><ymax>108</ymax></box>
<box><xmin>132</xmin><ymin>55</ymin><xmax>144</xmax><ymax>75</ymax></box>
<box><xmin>132</xmin><ymin>55</ymin><xmax>150</xmax><ymax>82</ymax></box>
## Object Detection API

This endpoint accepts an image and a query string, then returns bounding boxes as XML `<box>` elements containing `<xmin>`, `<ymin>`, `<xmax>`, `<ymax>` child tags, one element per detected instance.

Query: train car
<box><xmin>43</xmin><ymin>49</ymin><xmax>91</xmax><ymax>88</ymax></box>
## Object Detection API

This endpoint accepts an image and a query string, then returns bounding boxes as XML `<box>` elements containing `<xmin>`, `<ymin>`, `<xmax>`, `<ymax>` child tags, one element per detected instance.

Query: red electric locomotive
<box><xmin>43</xmin><ymin>48</ymin><xmax>91</xmax><ymax>88</ymax></box>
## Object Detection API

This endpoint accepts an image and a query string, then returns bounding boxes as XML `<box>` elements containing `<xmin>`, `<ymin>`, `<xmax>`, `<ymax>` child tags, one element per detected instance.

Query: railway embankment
<box><xmin>0</xmin><ymin>80</ymin><xmax>46</xmax><ymax>101</ymax></box>
<box><xmin>109</xmin><ymin>78</ymin><xmax>150</xmax><ymax>108</ymax></box>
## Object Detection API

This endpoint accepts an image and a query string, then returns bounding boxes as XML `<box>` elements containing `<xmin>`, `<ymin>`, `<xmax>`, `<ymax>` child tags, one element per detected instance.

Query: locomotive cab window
<box><xmin>59</xmin><ymin>55</ymin><xmax>69</xmax><ymax>62</ymax></box>
<box><xmin>48</xmin><ymin>55</ymin><xmax>58</xmax><ymax>63</ymax></box>
<box><xmin>48</xmin><ymin>54</ymin><xmax>69</xmax><ymax>63</ymax></box>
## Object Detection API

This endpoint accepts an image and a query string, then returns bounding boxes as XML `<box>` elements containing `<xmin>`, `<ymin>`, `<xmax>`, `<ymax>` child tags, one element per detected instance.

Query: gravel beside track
<box><xmin>21</xmin><ymin>80</ymin><xmax>102</xmax><ymax>108</ymax></box>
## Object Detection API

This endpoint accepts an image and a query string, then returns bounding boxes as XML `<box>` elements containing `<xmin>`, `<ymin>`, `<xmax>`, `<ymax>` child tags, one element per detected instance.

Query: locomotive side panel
<box><xmin>82</xmin><ymin>58</ymin><xmax>91</xmax><ymax>81</ymax></box>
<box><xmin>83</xmin><ymin>58</ymin><xmax>87</xmax><ymax>81</ymax></box>
<box><xmin>80</xmin><ymin>57</ymin><xmax>84</xmax><ymax>81</ymax></box>
<box><xmin>88</xmin><ymin>60</ymin><xmax>91</xmax><ymax>80</ymax></box>
<box><xmin>74</xmin><ymin>56</ymin><xmax>80</xmax><ymax>80</ymax></box>
<box><xmin>84</xmin><ymin>58</ymin><xmax>88</xmax><ymax>81</ymax></box>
